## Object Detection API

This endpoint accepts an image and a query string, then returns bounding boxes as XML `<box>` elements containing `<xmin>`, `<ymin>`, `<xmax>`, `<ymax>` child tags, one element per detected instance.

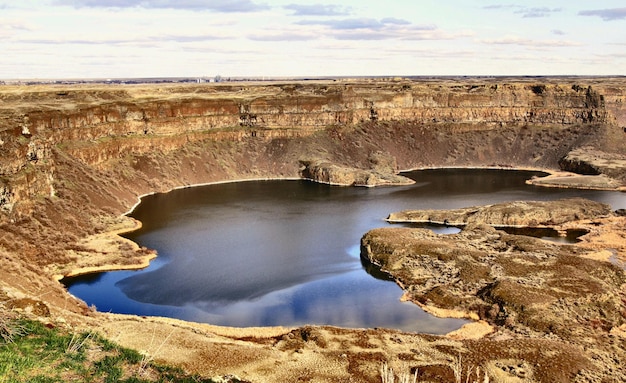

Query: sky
<box><xmin>1</xmin><ymin>1</ymin><xmax>625</xmax><ymax>79</ymax></box>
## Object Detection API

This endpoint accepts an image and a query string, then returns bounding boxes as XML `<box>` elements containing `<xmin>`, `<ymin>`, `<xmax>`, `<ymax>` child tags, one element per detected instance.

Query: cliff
<box><xmin>0</xmin><ymin>78</ymin><xmax>623</xmax><ymax>264</ymax></box>
<box><xmin>1</xmin><ymin>78</ymin><xmax>624</xmax><ymax>214</ymax></box>
<box><xmin>1</xmin><ymin>77</ymin><xmax>626</xmax><ymax>383</ymax></box>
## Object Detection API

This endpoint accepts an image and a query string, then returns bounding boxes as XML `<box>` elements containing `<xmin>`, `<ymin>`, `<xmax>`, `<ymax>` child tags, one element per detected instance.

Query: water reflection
<box><xmin>500</xmin><ymin>227</ymin><xmax>588</xmax><ymax>243</ymax></box>
<box><xmin>65</xmin><ymin>169</ymin><xmax>626</xmax><ymax>333</ymax></box>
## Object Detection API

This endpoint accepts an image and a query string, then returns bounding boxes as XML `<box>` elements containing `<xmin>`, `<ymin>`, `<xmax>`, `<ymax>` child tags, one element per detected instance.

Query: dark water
<box><xmin>65</xmin><ymin>169</ymin><xmax>626</xmax><ymax>333</ymax></box>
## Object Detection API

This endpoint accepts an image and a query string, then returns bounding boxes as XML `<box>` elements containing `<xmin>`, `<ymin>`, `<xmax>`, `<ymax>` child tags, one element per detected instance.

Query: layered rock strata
<box><xmin>1</xmin><ymin>78</ymin><xmax>624</xmax><ymax>215</ymax></box>
<box><xmin>1</xmin><ymin>78</ymin><xmax>625</xmax><ymax>383</ymax></box>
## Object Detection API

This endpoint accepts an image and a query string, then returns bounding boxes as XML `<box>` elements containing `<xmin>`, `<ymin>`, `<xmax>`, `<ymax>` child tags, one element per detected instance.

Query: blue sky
<box><xmin>1</xmin><ymin>1</ymin><xmax>624</xmax><ymax>79</ymax></box>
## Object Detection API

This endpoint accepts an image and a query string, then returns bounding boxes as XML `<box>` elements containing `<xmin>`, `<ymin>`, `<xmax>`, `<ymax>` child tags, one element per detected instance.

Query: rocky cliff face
<box><xmin>9</xmin><ymin>81</ymin><xmax>613</xmax><ymax>144</ymax></box>
<box><xmin>0</xmin><ymin>78</ymin><xmax>624</xmax><ymax>265</ymax></box>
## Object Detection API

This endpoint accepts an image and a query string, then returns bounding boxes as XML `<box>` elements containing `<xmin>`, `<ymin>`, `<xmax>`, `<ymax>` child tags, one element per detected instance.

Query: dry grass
<box><xmin>0</xmin><ymin>307</ymin><xmax>25</xmax><ymax>344</ymax></box>
<box><xmin>380</xmin><ymin>362</ymin><xmax>418</xmax><ymax>383</ymax></box>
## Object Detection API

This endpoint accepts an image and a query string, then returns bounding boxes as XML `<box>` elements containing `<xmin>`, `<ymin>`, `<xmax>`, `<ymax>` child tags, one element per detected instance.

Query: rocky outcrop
<box><xmin>300</xmin><ymin>151</ymin><xmax>415</xmax><ymax>186</ymax></box>
<box><xmin>361</xmin><ymin>205</ymin><xmax>626</xmax><ymax>382</ymax></box>
<box><xmin>300</xmin><ymin>160</ymin><xmax>414</xmax><ymax>186</ymax></box>
<box><xmin>387</xmin><ymin>198</ymin><xmax>613</xmax><ymax>227</ymax></box>
<box><xmin>559</xmin><ymin>147</ymin><xmax>626</xmax><ymax>181</ymax></box>
<box><xmin>527</xmin><ymin>172</ymin><xmax>624</xmax><ymax>190</ymax></box>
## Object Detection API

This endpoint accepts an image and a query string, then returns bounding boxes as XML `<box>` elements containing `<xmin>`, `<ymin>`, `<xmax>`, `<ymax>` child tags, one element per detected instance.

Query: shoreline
<box><xmin>401</xmin><ymin>165</ymin><xmax>626</xmax><ymax>191</ymax></box>
<box><xmin>122</xmin><ymin>167</ymin><xmax>624</xmax><ymax>217</ymax></box>
<box><xmin>53</xmin><ymin>217</ymin><xmax>155</xmax><ymax>281</ymax></box>
<box><xmin>56</xmin><ymin>166</ymin><xmax>625</xmax><ymax>330</ymax></box>
<box><xmin>58</xmin><ymin>253</ymin><xmax>158</xmax><ymax>281</ymax></box>
<box><xmin>122</xmin><ymin>176</ymin><xmax>303</xmax><ymax>216</ymax></box>
<box><xmin>525</xmin><ymin>172</ymin><xmax>626</xmax><ymax>191</ymax></box>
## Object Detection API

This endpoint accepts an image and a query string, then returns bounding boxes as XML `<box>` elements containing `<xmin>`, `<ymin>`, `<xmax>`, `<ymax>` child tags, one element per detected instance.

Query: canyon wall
<box><xmin>0</xmin><ymin>78</ymin><xmax>625</xmax><ymax>268</ymax></box>
<box><xmin>5</xmin><ymin>80</ymin><xmax>615</xmax><ymax>151</ymax></box>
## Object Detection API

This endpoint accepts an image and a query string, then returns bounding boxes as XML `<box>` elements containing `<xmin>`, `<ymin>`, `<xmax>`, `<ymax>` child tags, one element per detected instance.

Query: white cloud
<box><xmin>481</xmin><ymin>36</ymin><xmax>582</xmax><ymax>48</ymax></box>
<box><xmin>248</xmin><ymin>31</ymin><xmax>318</xmax><ymax>41</ymax></box>
<box><xmin>15</xmin><ymin>32</ymin><xmax>233</xmax><ymax>47</ymax></box>
<box><xmin>0</xmin><ymin>19</ymin><xmax>34</xmax><ymax>38</ymax></box>
<box><xmin>579</xmin><ymin>8</ymin><xmax>626</xmax><ymax>21</ymax></box>
<box><xmin>283</xmin><ymin>4</ymin><xmax>351</xmax><ymax>16</ymax></box>
<box><xmin>53</xmin><ymin>0</ymin><xmax>270</xmax><ymax>12</ymax></box>
<box><xmin>483</xmin><ymin>4</ymin><xmax>562</xmax><ymax>18</ymax></box>
<box><xmin>297</xmin><ymin>18</ymin><xmax>388</xmax><ymax>30</ymax></box>
<box><xmin>293</xmin><ymin>17</ymin><xmax>447</xmax><ymax>41</ymax></box>
<box><xmin>0</xmin><ymin>0</ymin><xmax>623</xmax><ymax>78</ymax></box>
<box><xmin>0</xmin><ymin>19</ymin><xmax>33</xmax><ymax>31</ymax></box>
<box><xmin>518</xmin><ymin>7</ymin><xmax>562</xmax><ymax>18</ymax></box>
<box><xmin>594</xmin><ymin>51</ymin><xmax>626</xmax><ymax>59</ymax></box>
<box><xmin>380</xmin><ymin>18</ymin><xmax>411</xmax><ymax>26</ymax></box>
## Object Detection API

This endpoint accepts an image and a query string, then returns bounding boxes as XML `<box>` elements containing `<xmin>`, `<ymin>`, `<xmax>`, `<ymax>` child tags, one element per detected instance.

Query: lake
<box><xmin>64</xmin><ymin>169</ymin><xmax>626</xmax><ymax>333</ymax></box>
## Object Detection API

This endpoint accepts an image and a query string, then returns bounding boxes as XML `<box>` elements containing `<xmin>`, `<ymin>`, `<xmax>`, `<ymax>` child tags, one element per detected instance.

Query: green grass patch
<box><xmin>0</xmin><ymin>318</ymin><xmax>221</xmax><ymax>383</ymax></box>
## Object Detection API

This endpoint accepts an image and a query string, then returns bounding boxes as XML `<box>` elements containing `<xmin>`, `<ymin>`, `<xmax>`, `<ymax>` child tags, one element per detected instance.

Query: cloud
<box><xmin>481</xmin><ymin>36</ymin><xmax>581</xmax><ymax>47</ymax></box>
<box><xmin>551</xmin><ymin>29</ymin><xmax>565</xmax><ymax>35</ymax></box>
<box><xmin>248</xmin><ymin>31</ymin><xmax>318</xmax><ymax>41</ymax></box>
<box><xmin>283</xmin><ymin>4</ymin><xmax>351</xmax><ymax>16</ymax></box>
<box><xmin>0</xmin><ymin>2</ymin><xmax>34</xmax><ymax>9</ymax></box>
<box><xmin>483</xmin><ymin>4</ymin><xmax>562</xmax><ymax>18</ymax></box>
<box><xmin>0</xmin><ymin>19</ymin><xmax>34</xmax><ymax>38</ymax></box>
<box><xmin>579</xmin><ymin>8</ymin><xmax>626</xmax><ymax>21</ymax></box>
<box><xmin>289</xmin><ymin>16</ymin><xmax>473</xmax><ymax>42</ymax></box>
<box><xmin>331</xmin><ymin>28</ymin><xmax>466</xmax><ymax>42</ymax></box>
<box><xmin>17</xmin><ymin>33</ymin><xmax>231</xmax><ymax>46</ymax></box>
<box><xmin>292</xmin><ymin>17</ymin><xmax>445</xmax><ymax>41</ymax></box>
<box><xmin>297</xmin><ymin>17</ymin><xmax>433</xmax><ymax>31</ymax></box>
<box><xmin>380</xmin><ymin>17</ymin><xmax>411</xmax><ymax>26</ymax></box>
<box><xmin>161</xmin><ymin>34</ymin><xmax>232</xmax><ymax>43</ymax></box>
<box><xmin>53</xmin><ymin>0</ymin><xmax>270</xmax><ymax>12</ymax></box>
<box><xmin>297</xmin><ymin>18</ymin><xmax>385</xmax><ymax>30</ymax></box>
<box><xmin>595</xmin><ymin>52</ymin><xmax>626</xmax><ymax>59</ymax></box>
<box><xmin>369</xmin><ymin>46</ymin><xmax>477</xmax><ymax>59</ymax></box>
<box><xmin>482</xmin><ymin>4</ymin><xmax>515</xmax><ymax>10</ymax></box>
<box><xmin>517</xmin><ymin>7</ymin><xmax>562</xmax><ymax>18</ymax></box>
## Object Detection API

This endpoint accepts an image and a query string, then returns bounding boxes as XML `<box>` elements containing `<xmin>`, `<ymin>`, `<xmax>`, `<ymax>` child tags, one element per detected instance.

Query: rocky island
<box><xmin>1</xmin><ymin>77</ymin><xmax>625</xmax><ymax>382</ymax></box>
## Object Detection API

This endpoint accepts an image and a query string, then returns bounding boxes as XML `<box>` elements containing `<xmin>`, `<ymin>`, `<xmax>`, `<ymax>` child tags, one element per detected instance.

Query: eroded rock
<box><xmin>362</xmin><ymin>200</ymin><xmax>626</xmax><ymax>382</ymax></box>
<box><xmin>299</xmin><ymin>153</ymin><xmax>415</xmax><ymax>187</ymax></box>
<box><xmin>387</xmin><ymin>198</ymin><xmax>612</xmax><ymax>227</ymax></box>
<box><xmin>560</xmin><ymin>147</ymin><xmax>626</xmax><ymax>182</ymax></box>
